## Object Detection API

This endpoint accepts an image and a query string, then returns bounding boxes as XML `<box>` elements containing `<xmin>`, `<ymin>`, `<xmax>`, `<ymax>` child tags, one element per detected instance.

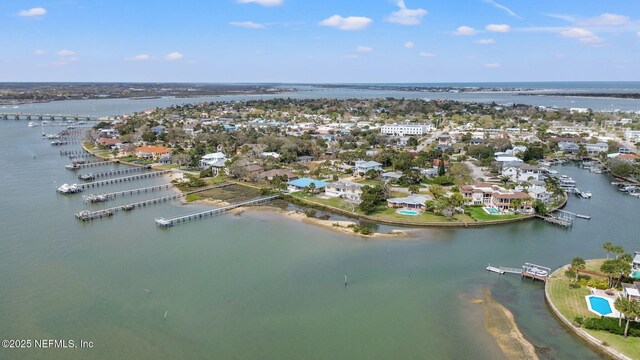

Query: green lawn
<box><xmin>547</xmin><ymin>264</ymin><xmax>640</xmax><ymax>359</ymax></box>
<box><xmin>466</xmin><ymin>206</ymin><xmax>523</xmax><ymax>221</ymax></box>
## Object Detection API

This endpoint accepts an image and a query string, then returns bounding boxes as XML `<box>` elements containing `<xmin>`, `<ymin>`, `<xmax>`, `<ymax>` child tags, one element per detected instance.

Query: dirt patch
<box><xmin>482</xmin><ymin>288</ymin><xmax>539</xmax><ymax>360</ymax></box>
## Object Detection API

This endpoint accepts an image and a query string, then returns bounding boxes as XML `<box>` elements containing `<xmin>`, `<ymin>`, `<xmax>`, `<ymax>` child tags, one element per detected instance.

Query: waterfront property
<box><xmin>286</xmin><ymin>178</ymin><xmax>327</xmax><ymax>193</ymax></box>
<box><xmin>621</xmin><ymin>282</ymin><xmax>640</xmax><ymax>301</ymax></box>
<box><xmin>353</xmin><ymin>160</ymin><xmax>383</xmax><ymax>175</ymax></box>
<box><xmin>199</xmin><ymin>152</ymin><xmax>228</xmax><ymax>175</ymax></box>
<box><xmin>135</xmin><ymin>145</ymin><xmax>171</xmax><ymax>160</ymax></box>
<box><xmin>460</xmin><ymin>183</ymin><xmax>533</xmax><ymax>214</ymax></box>
<box><xmin>386</xmin><ymin>194</ymin><xmax>430</xmax><ymax>212</ymax></box>
<box><xmin>324</xmin><ymin>181</ymin><xmax>364</xmax><ymax>202</ymax></box>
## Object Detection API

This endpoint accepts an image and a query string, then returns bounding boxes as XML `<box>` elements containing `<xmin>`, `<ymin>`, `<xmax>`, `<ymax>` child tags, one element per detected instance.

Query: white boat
<box><xmin>559</xmin><ymin>175</ymin><xmax>576</xmax><ymax>188</ymax></box>
<box><xmin>27</xmin><ymin>121</ymin><xmax>37</xmax><ymax>127</ymax></box>
<box><xmin>57</xmin><ymin>183</ymin><xmax>82</xmax><ymax>194</ymax></box>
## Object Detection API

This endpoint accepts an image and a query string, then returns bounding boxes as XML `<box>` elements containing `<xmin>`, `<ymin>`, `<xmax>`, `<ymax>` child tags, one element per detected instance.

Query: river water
<box><xmin>1</xmin><ymin>93</ymin><xmax>639</xmax><ymax>359</ymax></box>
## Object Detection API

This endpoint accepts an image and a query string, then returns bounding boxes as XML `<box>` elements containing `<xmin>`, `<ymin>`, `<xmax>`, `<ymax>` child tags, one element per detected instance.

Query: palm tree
<box><xmin>499</xmin><ymin>175</ymin><xmax>511</xmax><ymax>186</ymax></box>
<box><xmin>614</xmin><ymin>297</ymin><xmax>640</xmax><ymax>338</ymax></box>
<box><xmin>603</xmin><ymin>242</ymin><xmax>615</xmax><ymax>260</ymax></box>
<box><xmin>571</xmin><ymin>257</ymin><xmax>586</xmax><ymax>282</ymax></box>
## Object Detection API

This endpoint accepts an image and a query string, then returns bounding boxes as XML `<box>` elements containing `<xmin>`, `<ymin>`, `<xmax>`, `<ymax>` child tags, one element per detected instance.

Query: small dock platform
<box><xmin>486</xmin><ymin>263</ymin><xmax>551</xmax><ymax>282</ymax></box>
<box><xmin>60</xmin><ymin>149</ymin><xmax>90</xmax><ymax>156</ymax></box>
<box><xmin>75</xmin><ymin>194</ymin><xmax>183</xmax><ymax>221</ymax></box>
<box><xmin>76</xmin><ymin>170</ymin><xmax>171</xmax><ymax>190</ymax></box>
<box><xmin>155</xmin><ymin>194</ymin><xmax>279</xmax><ymax>227</ymax></box>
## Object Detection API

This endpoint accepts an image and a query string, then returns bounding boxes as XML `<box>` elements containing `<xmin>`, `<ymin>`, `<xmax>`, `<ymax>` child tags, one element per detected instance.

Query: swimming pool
<box><xmin>397</xmin><ymin>209</ymin><xmax>419</xmax><ymax>216</ymax></box>
<box><xmin>586</xmin><ymin>295</ymin><xmax>615</xmax><ymax>317</ymax></box>
<box><xmin>483</xmin><ymin>207</ymin><xmax>500</xmax><ymax>215</ymax></box>
<box><xmin>631</xmin><ymin>270</ymin><xmax>640</xmax><ymax>279</ymax></box>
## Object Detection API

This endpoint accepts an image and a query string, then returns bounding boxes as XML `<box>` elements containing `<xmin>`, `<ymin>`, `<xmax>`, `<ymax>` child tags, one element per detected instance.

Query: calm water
<box><xmin>1</xmin><ymin>101</ymin><xmax>639</xmax><ymax>359</ymax></box>
<box><xmin>3</xmin><ymin>81</ymin><xmax>640</xmax><ymax>115</ymax></box>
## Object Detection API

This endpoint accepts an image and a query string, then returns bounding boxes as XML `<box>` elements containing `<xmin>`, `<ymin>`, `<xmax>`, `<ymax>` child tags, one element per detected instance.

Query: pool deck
<box><xmin>585</xmin><ymin>292</ymin><xmax>621</xmax><ymax>318</ymax></box>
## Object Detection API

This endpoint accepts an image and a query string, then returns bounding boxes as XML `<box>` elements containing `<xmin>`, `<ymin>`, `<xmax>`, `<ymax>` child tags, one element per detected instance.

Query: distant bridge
<box><xmin>0</xmin><ymin>113</ymin><xmax>106</xmax><ymax>121</ymax></box>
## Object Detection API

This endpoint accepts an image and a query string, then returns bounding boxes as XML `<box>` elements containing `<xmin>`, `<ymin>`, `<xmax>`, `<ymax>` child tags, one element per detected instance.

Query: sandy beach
<box><xmin>228</xmin><ymin>206</ymin><xmax>410</xmax><ymax>238</ymax></box>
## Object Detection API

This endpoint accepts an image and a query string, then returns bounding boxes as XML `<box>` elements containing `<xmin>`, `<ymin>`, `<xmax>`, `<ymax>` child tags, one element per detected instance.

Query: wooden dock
<box><xmin>66</xmin><ymin>160</ymin><xmax>117</xmax><ymax>169</ymax></box>
<box><xmin>486</xmin><ymin>263</ymin><xmax>551</xmax><ymax>282</ymax></box>
<box><xmin>75</xmin><ymin>171</ymin><xmax>171</xmax><ymax>190</ymax></box>
<box><xmin>536</xmin><ymin>214</ymin><xmax>572</xmax><ymax>227</ymax></box>
<box><xmin>75</xmin><ymin>194</ymin><xmax>183</xmax><ymax>221</ymax></box>
<box><xmin>155</xmin><ymin>194</ymin><xmax>279</xmax><ymax>227</ymax></box>
<box><xmin>83</xmin><ymin>184</ymin><xmax>174</xmax><ymax>203</ymax></box>
<box><xmin>78</xmin><ymin>166</ymin><xmax>151</xmax><ymax>180</ymax></box>
<box><xmin>60</xmin><ymin>149</ymin><xmax>90</xmax><ymax>156</ymax></box>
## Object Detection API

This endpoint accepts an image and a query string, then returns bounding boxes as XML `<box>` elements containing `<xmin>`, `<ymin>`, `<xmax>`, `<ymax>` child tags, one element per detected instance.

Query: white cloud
<box><xmin>475</xmin><ymin>39</ymin><xmax>496</xmax><ymax>45</ymax></box>
<box><xmin>404</xmin><ymin>41</ymin><xmax>415</xmax><ymax>48</ymax></box>
<box><xmin>582</xmin><ymin>13</ymin><xmax>629</xmax><ymax>26</ymax></box>
<box><xmin>34</xmin><ymin>49</ymin><xmax>45</xmax><ymax>56</ymax></box>
<box><xmin>453</xmin><ymin>26</ymin><xmax>477</xmax><ymax>36</ymax></box>
<box><xmin>230</xmin><ymin>21</ymin><xmax>265</xmax><ymax>29</ymax></box>
<box><xmin>485</xmin><ymin>63</ymin><xmax>500</xmax><ymax>68</ymax></box>
<box><xmin>125</xmin><ymin>54</ymin><xmax>150</xmax><ymax>61</ymax></box>
<box><xmin>57</xmin><ymin>49</ymin><xmax>75</xmax><ymax>57</ymax></box>
<box><xmin>419</xmin><ymin>52</ymin><xmax>435</xmax><ymax>58</ymax></box>
<box><xmin>386</xmin><ymin>0</ymin><xmax>427</xmax><ymax>26</ymax></box>
<box><xmin>18</xmin><ymin>7</ymin><xmax>47</xmax><ymax>17</ymax></box>
<box><xmin>486</xmin><ymin>24</ymin><xmax>510</xmax><ymax>33</ymax></box>
<box><xmin>320</xmin><ymin>15</ymin><xmax>373</xmax><ymax>31</ymax></box>
<box><xmin>237</xmin><ymin>0</ymin><xmax>282</xmax><ymax>7</ymax></box>
<box><xmin>356</xmin><ymin>46</ymin><xmax>373</xmax><ymax>52</ymax></box>
<box><xmin>561</xmin><ymin>27</ymin><xmax>603</xmax><ymax>46</ymax></box>
<box><xmin>484</xmin><ymin>0</ymin><xmax>521</xmax><ymax>19</ymax></box>
<box><xmin>165</xmin><ymin>52</ymin><xmax>183</xmax><ymax>61</ymax></box>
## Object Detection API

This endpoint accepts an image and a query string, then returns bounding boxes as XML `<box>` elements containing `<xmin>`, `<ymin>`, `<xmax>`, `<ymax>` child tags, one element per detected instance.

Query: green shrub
<box><xmin>574</xmin><ymin>316</ymin><xmax>640</xmax><ymax>337</ymax></box>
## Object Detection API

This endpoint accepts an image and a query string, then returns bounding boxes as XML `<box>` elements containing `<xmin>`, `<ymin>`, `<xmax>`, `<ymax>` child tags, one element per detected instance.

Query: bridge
<box><xmin>0</xmin><ymin>113</ymin><xmax>99</xmax><ymax>121</ymax></box>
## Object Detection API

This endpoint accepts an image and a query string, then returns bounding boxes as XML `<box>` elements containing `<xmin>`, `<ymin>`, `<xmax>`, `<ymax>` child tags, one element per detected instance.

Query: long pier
<box><xmin>75</xmin><ymin>194</ymin><xmax>183</xmax><ymax>221</ymax></box>
<box><xmin>486</xmin><ymin>263</ymin><xmax>551</xmax><ymax>282</ymax></box>
<box><xmin>60</xmin><ymin>149</ymin><xmax>90</xmax><ymax>156</ymax></box>
<box><xmin>155</xmin><ymin>194</ymin><xmax>280</xmax><ymax>227</ymax></box>
<box><xmin>78</xmin><ymin>166</ymin><xmax>151</xmax><ymax>180</ymax></box>
<box><xmin>76</xmin><ymin>171</ymin><xmax>171</xmax><ymax>189</ymax></box>
<box><xmin>66</xmin><ymin>160</ymin><xmax>117</xmax><ymax>170</ymax></box>
<box><xmin>83</xmin><ymin>184</ymin><xmax>174</xmax><ymax>203</ymax></box>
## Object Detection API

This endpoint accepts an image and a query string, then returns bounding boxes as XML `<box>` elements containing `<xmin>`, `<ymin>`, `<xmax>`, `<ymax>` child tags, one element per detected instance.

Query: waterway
<box><xmin>3</xmin><ymin>81</ymin><xmax>640</xmax><ymax>115</ymax></box>
<box><xmin>1</xmin><ymin>104</ymin><xmax>639</xmax><ymax>359</ymax></box>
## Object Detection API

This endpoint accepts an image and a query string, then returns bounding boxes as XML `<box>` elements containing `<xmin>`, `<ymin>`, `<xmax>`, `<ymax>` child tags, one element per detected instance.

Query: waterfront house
<box><xmin>325</xmin><ymin>181</ymin><xmax>364</xmax><ymax>202</ymax></box>
<box><xmin>460</xmin><ymin>183</ymin><xmax>533</xmax><ymax>213</ymax></box>
<box><xmin>633</xmin><ymin>252</ymin><xmax>640</xmax><ymax>271</ymax></box>
<box><xmin>354</xmin><ymin>160</ymin><xmax>383</xmax><ymax>175</ymax></box>
<box><xmin>200</xmin><ymin>152</ymin><xmax>227</xmax><ymax>175</ymax></box>
<box><xmin>502</xmin><ymin>163</ymin><xmax>542</xmax><ymax>182</ymax></box>
<box><xmin>557</xmin><ymin>141</ymin><xmax>580</xmax><ymax>154</ymax></box>
<box><xmin>135</xmin><ymin>146</ymin><xmax>171</xmax><ymax>160</ymax></box>
<box><xmin>386</xmin><ymin>194</ymin><xmax>429</xmax><ymax>211</ymax></box>
<box><xmin>257</xmin><ymin>169</ymin><xmax>297</xmax><ymax>182</ymax></box>
<box><xmin>287</xmin><ymin>178</ymin><xmax>327</xmax><ymax>193</ymax></box>
<box><xmin>585</xmin><ymin>143</ymin><xmax>608</xmax><ymax>155</ymax></box>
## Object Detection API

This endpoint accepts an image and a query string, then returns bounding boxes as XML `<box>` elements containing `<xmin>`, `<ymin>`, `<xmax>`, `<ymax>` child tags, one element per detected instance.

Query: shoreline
<box><xmin>545</xmin><ymin>264</ymin><xmax>633</xmax><ymax>360</ymax></box>
<box><xmin>228</xmin><ymin>205</ymin><xmax>410</xmax><ymax>239</ymax></box>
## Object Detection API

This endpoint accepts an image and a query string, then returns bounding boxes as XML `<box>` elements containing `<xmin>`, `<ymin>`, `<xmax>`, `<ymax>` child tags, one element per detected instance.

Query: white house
<box><xmin>200</xmin><ymin>152</ymin><xmax>227</xmax><ymax>174</ymax></box>
<box><xmin>325</xmin><ymin>181</ymin><xmax>364</xmax><ymax>202</ymax></box>
<box><xmin>585</xmin><ymin>143</ymin><xmax>608</xmax><ymax>155</ymax></box>
<box><xmin>381</xmin><ymin>124</ymin><xmax>432</xmax><ymax>136</ymax></box>
<box><xmin>624</xmin><ymin>130</ymin><xmax>640</xmax><ymax>143</ymax></box>
<box><xmin>354</xmin><ymin>160</ymin><xmax>383</xmax><ymax>175</ymax></box>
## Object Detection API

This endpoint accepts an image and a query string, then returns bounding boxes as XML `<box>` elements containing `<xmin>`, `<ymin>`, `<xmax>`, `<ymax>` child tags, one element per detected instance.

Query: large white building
<box><xmin>625</xmin><ymin>130</ymin><xmax>640</xmax><ymax>143</ymax></box>
<box><xmin>381</xmin><ymin>124</ymin><xmax>432</xmax><ymax>136</ymax></box>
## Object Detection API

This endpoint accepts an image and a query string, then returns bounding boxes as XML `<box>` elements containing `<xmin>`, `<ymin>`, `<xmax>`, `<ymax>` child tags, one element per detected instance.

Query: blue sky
<box><xmin>2</xmin><ymin>0</ymin><xmax>639</xmax><ymax>82</ymax></box>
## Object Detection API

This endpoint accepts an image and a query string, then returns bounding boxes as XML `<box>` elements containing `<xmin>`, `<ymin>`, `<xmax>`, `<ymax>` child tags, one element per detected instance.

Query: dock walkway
<box><xmin>76</xmin><ymin>171</ymin><xmax>171</xmax><ymax>190</ymax></box>
<box><xmin>155</xmin><ymin>194</ymin><xmax>279</xmax><ymax>227</ymax></box>
<box><xmin>78</xmin><ymin>166</ymin><xmax>151</xmax><ymax>180</ymax></box>
<box><xmin>75</xmin><ymin>194</ymin><xmax>183</xmax><ymax>221</ymax></box>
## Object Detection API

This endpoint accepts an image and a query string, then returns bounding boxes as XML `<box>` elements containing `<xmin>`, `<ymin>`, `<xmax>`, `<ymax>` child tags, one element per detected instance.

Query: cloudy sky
<box><xmin>2</xmin><ymin>0</ymin><xmax>640</xmax><ymax>82</ymax></box>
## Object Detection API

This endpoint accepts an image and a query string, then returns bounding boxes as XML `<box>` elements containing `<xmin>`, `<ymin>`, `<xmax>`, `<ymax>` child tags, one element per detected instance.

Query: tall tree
<box><xmin>571</xmin><ymin>257</ymin><xmax>586</xmax><ymax>282</ymax></box>
<box><xmin>602</xmin><ymin>242</ymin><xmax>615</xmax><ymax>260</ymax></box>
<box><xmin>614</xmin><ymin>297</ymin><xmax>640</xmax><ymax>338</ymax></box>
